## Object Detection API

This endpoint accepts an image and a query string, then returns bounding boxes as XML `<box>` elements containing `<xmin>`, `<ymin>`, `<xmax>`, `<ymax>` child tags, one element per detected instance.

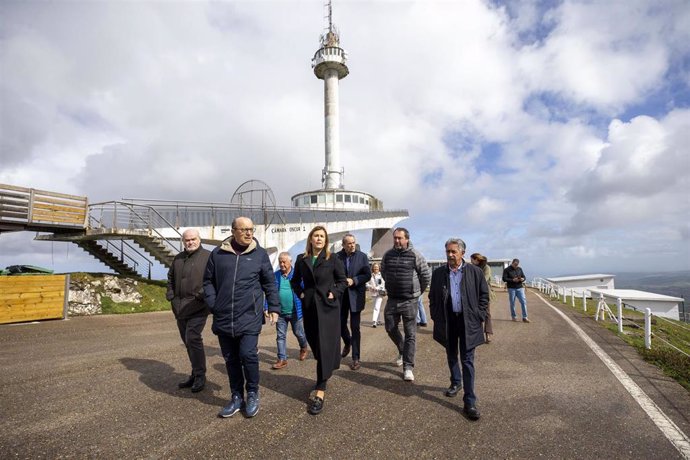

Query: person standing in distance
<box><xmin>366</xmin><ymin>263</ymin><xmax>386</xmax><ymax>327</ymax></box>
<box><xmin>267</xmin><ymin>252</ymin><xmax>309</xmax><ymax>370</ymax></box>
<box><xmin>337</xmin><ymin>234</ymin><xmax>372</xmax><ymax>370</ymax></box>
<box><xmin>166</xmin><ymin>228</ymin><xmax>211</xmax><ymax>393</ymax></box>
<box><xmin>502</xmin><ymin>258</ymin><xmax>529</xmax><ymax>322</ymax></box>
<box><xmin>291</xmin><ymin>226</ymin><xmax>348</xmax><ymax>415</ymax></box>
<box><xmin>380</xmin><ymin>227</ymin><xmax>431</xmax><ymax>382</ymax></box>
<box><xmin>429</xmin><ymin>238</ymin><xmax>489</xmax><ymax>421</ymax></box>
<box><xmin>203</xmin><ymin>217</ymin><xmax>281</xmax><ymax>419</ymax></box>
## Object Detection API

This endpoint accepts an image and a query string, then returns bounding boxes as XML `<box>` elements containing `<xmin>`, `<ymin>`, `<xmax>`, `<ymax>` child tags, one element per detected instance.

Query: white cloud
<box><xmin>1</xmin><ymin>0</ymin><xmax>689</xmax><ymax>275</ymax></box>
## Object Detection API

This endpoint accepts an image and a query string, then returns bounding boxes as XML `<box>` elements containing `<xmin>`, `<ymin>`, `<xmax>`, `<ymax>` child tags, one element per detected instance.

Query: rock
<box><xmin>68</xmin><ymin>275</ymin><xmax>141</xmax><ymax>316</ymax></box>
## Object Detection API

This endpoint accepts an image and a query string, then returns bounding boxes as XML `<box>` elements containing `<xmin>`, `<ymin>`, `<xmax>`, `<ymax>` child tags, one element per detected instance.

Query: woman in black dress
<box><xmin>291</xmin><ymin>226</ymin><xmax>347</xmax><ymax>415</ymax></box>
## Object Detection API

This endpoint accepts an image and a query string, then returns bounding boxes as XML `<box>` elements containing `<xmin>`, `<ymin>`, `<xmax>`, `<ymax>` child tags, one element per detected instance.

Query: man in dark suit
<box><xmin>337</xmin><ymin>234</ymin><xmax>372</xmax><ymax>370</ymax></box>
<box><xmin>429</xmin><ymin>237</ymin><xmax>489</xmax><ymax>421</ymax></box>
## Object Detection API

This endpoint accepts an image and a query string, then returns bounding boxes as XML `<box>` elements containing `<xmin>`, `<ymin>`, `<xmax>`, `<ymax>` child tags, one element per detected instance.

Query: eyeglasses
<box><xmin>233</xmin><ymin>227</ymin><xmax>254</xmax><ymax>234</ymax></box>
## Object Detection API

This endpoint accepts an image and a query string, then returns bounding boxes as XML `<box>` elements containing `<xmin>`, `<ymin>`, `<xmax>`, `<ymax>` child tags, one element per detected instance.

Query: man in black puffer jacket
<box><xmin>380</xmin><ymin>227</ymin><xmax>431</xmax><ymax>383</ymax></box>
<box><xmin>204</xmin><ymin>217</ymin><xmax>280</xmax><ymax>419</ymax></box>
<box><xmin>167</xmin><ymin>228</ymin><xmax>211</xmax><ymax>394</ymax></box>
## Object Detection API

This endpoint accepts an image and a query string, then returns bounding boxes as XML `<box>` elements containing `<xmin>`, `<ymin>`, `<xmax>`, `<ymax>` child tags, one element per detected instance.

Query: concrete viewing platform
<box><xmin>1</xmin><ymin>289</ymin><xmax>689</xmax><ymax>458</ymax></box>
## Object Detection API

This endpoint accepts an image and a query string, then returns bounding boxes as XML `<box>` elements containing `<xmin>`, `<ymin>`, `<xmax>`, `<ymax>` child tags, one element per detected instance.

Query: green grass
<box><xmin>539</xmin><ymin>289</ymin><xmax>690</xmax><ymax>392</ymax></box>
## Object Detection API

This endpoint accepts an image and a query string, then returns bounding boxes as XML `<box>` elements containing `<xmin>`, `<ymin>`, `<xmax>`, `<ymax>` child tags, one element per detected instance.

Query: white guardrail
<box><xmin>529</xmin><ymin>278</ymin><xmax>690</xmax><ymax>353</ymax></box>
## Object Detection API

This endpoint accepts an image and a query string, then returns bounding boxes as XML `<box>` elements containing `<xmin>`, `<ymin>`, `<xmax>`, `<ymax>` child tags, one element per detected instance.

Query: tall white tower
<box><xmin>313</xmin><ymin>0</ymin><xmax>348</xmax><ymax>190</ymax></box>
<box><xmin>291</xmin><ymin>1</ymin><xmax>383</xmax><ymax>212</ymax></box>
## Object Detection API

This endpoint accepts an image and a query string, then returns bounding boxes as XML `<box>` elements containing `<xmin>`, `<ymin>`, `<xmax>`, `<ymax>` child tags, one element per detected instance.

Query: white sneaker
<box><xmin>403</xmin><ymin>369</ymin><xmax>415</xmax><ymax>381</ymax></box>
<box><xmin>396</xmin><ymin>355</ymin><xmax>403</xmax><ymax>367</ymax></box>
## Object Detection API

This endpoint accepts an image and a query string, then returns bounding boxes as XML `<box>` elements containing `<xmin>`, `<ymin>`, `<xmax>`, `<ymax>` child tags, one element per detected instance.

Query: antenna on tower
<box><xmin>320</xmin><ymin>0</ymin><xmax>340</xmax><ymax>47</ymax></box>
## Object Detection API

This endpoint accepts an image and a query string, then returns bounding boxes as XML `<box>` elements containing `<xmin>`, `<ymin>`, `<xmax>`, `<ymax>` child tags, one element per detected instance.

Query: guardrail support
<box><xmin>582</xmin><ymin>292</ymin><xmax>587</xmax><ymax>312</ymax></box>
<box><xmin>571</xmin><ymin>289</ymin><xmax>575</xmax><ymax>307</ymax></box>
<box><xmin>645</xmin><ymin>308</ymin><xmax>651</xmax><ymax>350</ymax></box>
<box><xmin>617</xmin><ymin>298</ymin><xmax>623</xmax><ymax>333</ymax></box>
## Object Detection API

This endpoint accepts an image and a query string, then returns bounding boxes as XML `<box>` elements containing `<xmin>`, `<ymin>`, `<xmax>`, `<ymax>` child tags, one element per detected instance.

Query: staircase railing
<box><xmin>88</xmin><ymin>201</ymin><xmax>183</xmax><ymax>254</ymax></box>
<box><xmin>97</xmin><ymin>239</ymin><xmax>153</xmax><ymax>279</ymax></box>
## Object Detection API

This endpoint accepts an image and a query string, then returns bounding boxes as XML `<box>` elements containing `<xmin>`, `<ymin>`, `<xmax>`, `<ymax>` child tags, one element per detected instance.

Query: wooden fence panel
<box><xmin>0</xmin><ymin>275</ymin><xmax>69</xmax><ymax>324</ymax></box>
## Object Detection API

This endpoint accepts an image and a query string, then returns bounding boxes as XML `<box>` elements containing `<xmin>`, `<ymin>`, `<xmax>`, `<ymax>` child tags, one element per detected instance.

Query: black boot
<box><xmin>178</xmin><ymin>375</ymin><xmax>194</xmax><ymax>389</ymax></box>
<box><xmin>191</xmin><ymin>375</ymin><xmax>206</xmax><ymax>393</ymax></box>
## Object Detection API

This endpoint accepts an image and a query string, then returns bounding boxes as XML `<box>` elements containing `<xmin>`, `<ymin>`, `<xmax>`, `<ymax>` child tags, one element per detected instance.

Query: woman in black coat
<box><xmin>291</xmin><ymin>226</ymin><xmax>347</xmax><ymax>415</ymax></box>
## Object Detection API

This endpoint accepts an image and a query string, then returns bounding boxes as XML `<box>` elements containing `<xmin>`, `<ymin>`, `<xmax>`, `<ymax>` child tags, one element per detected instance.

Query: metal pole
<box><xmin>645</xmin><ymin>308</ymin><xmax>651</xmax><ymax>349</ymax></box>
<box><xmin>582</xmin><ymin>291</ymin><xmax>587</xmax><ymax>312</ymax></box>
<box><xmin>571</xmin><ymin>289</ymin><xmax>575</xmax><ymax>307</ymax></box>
<box><xmin>617</xmin><ymin>298</ymin><xmax>623</xmax><ymax>333</ymax></box>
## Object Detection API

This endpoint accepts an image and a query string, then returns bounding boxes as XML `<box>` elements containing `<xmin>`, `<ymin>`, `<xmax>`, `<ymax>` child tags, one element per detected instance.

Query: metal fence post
<box><xmin>617</xmin><ymin>298</ymin><xmax>623</xmax><ymax>333</ymax></box>
<box><xmin>582</xmin><ymin>291</ymin><xmax>587</xmax><ymax>312</ymax></box>
<box><xmin>571</xmin><ymin>289</ymin><xmax>575</xmax><ymax>307</ymax></box>
<box><xmin>645</xmin><ymin>308</ymin><xmax>651</xmax><ymax>350</ymax></box>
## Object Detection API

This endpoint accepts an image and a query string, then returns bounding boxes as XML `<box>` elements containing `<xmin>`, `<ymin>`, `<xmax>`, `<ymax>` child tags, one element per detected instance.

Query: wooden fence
<box><xmin>0</xmin><ymin>275</ymin><xmax>69</xmax><ymax>324</ymax></box>
<box><xmin>0</xmin><ymin>184</ymin><xmax>87</xmax><ymax>230</ymax></box>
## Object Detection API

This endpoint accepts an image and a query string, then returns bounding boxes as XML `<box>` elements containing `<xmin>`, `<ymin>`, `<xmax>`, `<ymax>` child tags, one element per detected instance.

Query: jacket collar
<box><xmin>219</xmin><ymin>236</ymin><xmax>257</xmax><ymax>255</ymax></box>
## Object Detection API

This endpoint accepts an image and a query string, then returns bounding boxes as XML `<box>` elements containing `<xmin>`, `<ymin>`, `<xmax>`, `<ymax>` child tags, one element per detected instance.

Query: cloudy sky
<box><xmin>1</xmin><ymin>0</ymin><xmax>689</xmax><ymax>278</ymax></box>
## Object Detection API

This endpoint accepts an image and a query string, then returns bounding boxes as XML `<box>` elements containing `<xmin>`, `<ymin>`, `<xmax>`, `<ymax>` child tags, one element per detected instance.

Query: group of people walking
<box><xmin>166</xmin><ymin>219</ymin><xmax>529</xmax><ymax>421</ymax></box>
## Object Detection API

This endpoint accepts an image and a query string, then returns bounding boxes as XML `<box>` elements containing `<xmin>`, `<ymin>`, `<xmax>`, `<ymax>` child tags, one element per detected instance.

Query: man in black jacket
<box><xmin>337</xmin><ymin>234</ymin><xmax>372</xmax><ymax>371</ymax></box>
<box><xmin>429</xmin><ymin>238</ymin><xmax>488</xmax><ymax>421</ymax></box>
<box><xmin>502</xmin><ymin>258</ymin><xmax>529</xmax><ymax>322</ymax></box>
<box><xmin>166</xmin><ymin>228</ymin><xmax>211</xmax><ymax>393</ymax></box>
<box><xmin>381</xmin><ymin>227</ymin><xmax>431</xmax><ymax>382</ymax></box>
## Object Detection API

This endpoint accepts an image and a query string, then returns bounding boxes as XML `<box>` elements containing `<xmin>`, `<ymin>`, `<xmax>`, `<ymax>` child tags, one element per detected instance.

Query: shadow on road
<box><xmin>120</xmin><ymin>357</ymin><xmax>226</xmax><ymax>407</ymax></box>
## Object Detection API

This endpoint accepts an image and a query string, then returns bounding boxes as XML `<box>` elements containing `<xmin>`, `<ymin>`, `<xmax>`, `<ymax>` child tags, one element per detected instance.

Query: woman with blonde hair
<box><xmin>291</xmin><ymin>226</ymin><xmax>347</xmax><ymax>415</ymax></box>
<box><xmin>470</xmin><ymin>253</ymin><xmax>495</xmax><ymax>343</ymax></box>
<box><xmin>366</xmin><ymin>263</ymin><xmax>386</xmax><ymax>327</ymax></box>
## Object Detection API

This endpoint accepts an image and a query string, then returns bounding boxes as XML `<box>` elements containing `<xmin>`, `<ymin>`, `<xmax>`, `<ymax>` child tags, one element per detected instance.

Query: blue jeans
<box><xmin>508</xmin><ymin>288</ymin><xmax>528</xmax><ymax>319</ymax></box>
<box><xmin>217</xmin><ymin>333</ymin><xmax>260</xmax><ymax>397</ymax></box>
<box><xmin>276</xmin><ymin>315</ymin><xmax>307</xmax><ymax>361</ymax></box>
<box><xmin>447</xmin><ymin>311</ymin><xmax>477</xmax><ymax>406</ymax></box>
<box><xmin>416</xmin><ymin>297</ymin><xmax>427</xmax><ymax>324</ymax></box>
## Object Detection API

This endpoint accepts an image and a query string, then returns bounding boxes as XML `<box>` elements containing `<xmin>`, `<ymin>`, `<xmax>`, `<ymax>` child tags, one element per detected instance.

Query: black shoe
<box><xmin>308</xmin><ymin>396</ymin><xmax>324</xmax><ymax>415</ymax></box>
<box><xmin>464</xmin><ymin>405</ymin><xmax>481</xmax><ymax>420</ymax></box>
<box><xmin>341</xmin><ymin>344</ymin><xmax>351</xmax><ymax>358</ymax></box>
<box><xmin>418</xmin><ymin>322</ymin><xmax>427</xmax><ymax>327</ymax></box>
<box><xmin>445</xmin><ymin>384</ymin><xmax>461</xmax><ymax>397</ymax></box>
<box><xmin>178</xmin><ymin>375</ymin><xmax>194</xmax><ymax>389</ymax></box>
<box><xmin>191</xmin><ymin>375</ymin><xmax>206</xmax><ymax>393</ymax></box>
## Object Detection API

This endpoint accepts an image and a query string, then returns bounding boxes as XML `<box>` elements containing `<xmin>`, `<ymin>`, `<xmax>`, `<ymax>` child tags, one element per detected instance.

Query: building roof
<box><xmin>546</xmin><ymin>274</ymin><xmax>615</xmax><ymax>282</ymax></box>
<box><xmin>589</xmin><ymin>289</ymin><xmax>684</xmax><ymax>302</ymax></box>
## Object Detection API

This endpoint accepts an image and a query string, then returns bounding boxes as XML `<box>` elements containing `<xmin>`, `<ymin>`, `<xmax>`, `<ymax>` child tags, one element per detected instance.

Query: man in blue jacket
<box><xmin>203</xmin><ymin>217</ymin><xmax>280</xmax><ymax>419</ymax></box>
<box><xmin>337</xmin><ymin>234</ymin><xmax>372</xmax><ymax>370</ymax></box>
<box><xmin>266</xmin><ymin>252</ymin><xmax>309</xmax><ymax>370</ymax></box>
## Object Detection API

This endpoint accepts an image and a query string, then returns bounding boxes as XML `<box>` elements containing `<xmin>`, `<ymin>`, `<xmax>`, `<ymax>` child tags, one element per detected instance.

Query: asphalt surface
<box><xmin>1</xmin><ymin>289</ymin><xmax>689</xmax><ymax>459</ymax></box>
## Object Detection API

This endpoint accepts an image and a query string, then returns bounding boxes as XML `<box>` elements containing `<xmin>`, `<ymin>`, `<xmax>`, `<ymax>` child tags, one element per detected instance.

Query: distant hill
<box><xmin>613</xmin><ymin>271</ymin><xmax>690</xmax><ymax>303</ymax></box>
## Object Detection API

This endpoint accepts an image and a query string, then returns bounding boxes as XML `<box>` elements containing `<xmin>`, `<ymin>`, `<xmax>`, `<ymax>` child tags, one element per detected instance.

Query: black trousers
<box><xmin>176</xmin><ymin>315</ymin><xmax>208</xmax><ymax>377</ymax></box>
<box><xmin>340</xmin><ymin>298</ymin><xmax>362</xmax><ymax>360</ymax></box>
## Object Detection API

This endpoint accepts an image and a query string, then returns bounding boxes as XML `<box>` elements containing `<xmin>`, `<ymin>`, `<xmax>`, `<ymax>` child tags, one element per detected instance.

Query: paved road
<box><xmin>1</xmin><ymin>289</ymin><xmax>689</xmax><ymax>459</ymax></box>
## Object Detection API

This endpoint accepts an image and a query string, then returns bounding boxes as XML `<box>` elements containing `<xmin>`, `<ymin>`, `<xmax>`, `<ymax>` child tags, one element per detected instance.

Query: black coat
<box><xmin>291</xmin><ymin>251</ymin><xmax>347</xmax><ymax>383</ymax></box>
<box><xmin>429</xmin><ymin>262</ymin><xmax>489</xmax><ymax>351</ymax></box>
<box><xmin>166</xmin><ymin>247</ymin><xmax>211</xmax><ymax>320</ymax></box>
<box><xmin>337</xmin><ymin>249</ymin><xmax>372</xmax><ymax>313</ymax></box>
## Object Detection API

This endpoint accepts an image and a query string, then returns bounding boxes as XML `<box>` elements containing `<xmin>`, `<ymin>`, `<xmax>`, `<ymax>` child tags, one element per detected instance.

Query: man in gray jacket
<box><xmin>166</xmin><ymin>228</ymin><xmax>211</xmax><ymax>393</ymax></box>
<box><xmin>381</xmin><ymin>227</ymin><xmax>431</xmax><ymax>382</ymax></box>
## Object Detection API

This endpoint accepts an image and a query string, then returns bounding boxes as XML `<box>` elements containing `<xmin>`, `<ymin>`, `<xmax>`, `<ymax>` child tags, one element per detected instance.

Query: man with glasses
<box><xmin>166</xmin><ymin>228</ymin><xmax>211</xmax><ymax>393</ymax></box>
<box><xmin>204</xmin><ymin>217</ymin><xmax>280</xmax><ymax>419</ymax></box>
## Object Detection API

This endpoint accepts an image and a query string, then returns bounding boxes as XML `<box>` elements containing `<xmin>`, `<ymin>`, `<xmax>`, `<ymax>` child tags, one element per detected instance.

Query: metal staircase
<box><xmin>76</xmin><ymin>240</ymin><xmax>142</xmax><ymax>278</ymax></box>
<box><xmin>131</xmin><ymin>235</ymin><xmax>177</xmax><ymax>267</ymax></box>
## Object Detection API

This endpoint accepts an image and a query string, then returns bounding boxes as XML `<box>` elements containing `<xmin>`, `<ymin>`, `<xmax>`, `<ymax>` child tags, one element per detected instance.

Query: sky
<box><xmin>1</xmin><ymin>0</ymin><xmax>689</xmax><ymax>279</ymax></box>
